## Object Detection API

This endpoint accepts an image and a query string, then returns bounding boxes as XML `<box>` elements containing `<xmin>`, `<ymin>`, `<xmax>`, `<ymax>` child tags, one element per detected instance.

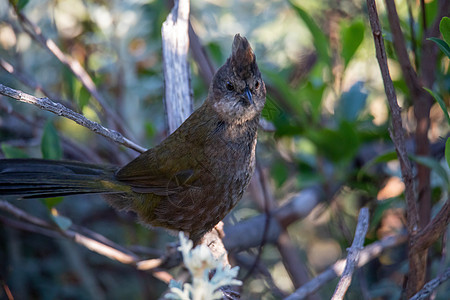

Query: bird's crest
<box><xmin>230</xmin><ymin>34</ymin><xmax>257</xmax><ymax>79</ymax></box>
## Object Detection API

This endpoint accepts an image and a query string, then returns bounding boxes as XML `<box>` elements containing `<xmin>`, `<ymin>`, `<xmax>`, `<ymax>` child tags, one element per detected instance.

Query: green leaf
<box><xmin>271</xmin><ymin>161</ymin><xmax>289</xmax><ymax>188</ymax></box>
<box><xmin>78</xmin><ymin>86</ymin><xmax>91</xmax><ymax>110</ymax></box>
<box><xmin>445</xmin><ymin>138</ymin><xmax>450</xmax><ymax>169</ymax></box>
<box><xmin>341</xmin><ymin>20</ymin><xmax>365</xmax><ymax>67</ymax></box>
<box><xmin>424</xmin><ymin>0</ymin><xmax>438</xmax><ymax>29</ymax></box>
<box><xmin>207</xmin><ymin>42</ymin><xmax>224</xmax><ymax>65</ymax></box>
<box><xmin>263</xmin><ymin>68</ymin><xmax>307</xmax><ymax>123</ymax></box>
<box><xmin>297</xmin><ymin>81</ymin><xmax>326</xmax><ymax>123</ymax></box>
<box><xmin>63</xmin><ymin>67</ymin><xmax>76</xmax><ymax>100</ymax></box>
<box><xmin>262</xmin><ymin>97</ymin><xmax>283</xmax><ymax>122</ymax></box>
<box><xmin>306</xmin><ymin>121</ymin><xmax>360</xmax><ymax>162</ymax></box>
<box><xmin>289</xmin><ymin>1</ymin><xmax>330</xmax><ymax>66</ymax></box>
<box><xmin>51</xmin><ymin>214</ymin><xmax>72</xmax><ymax>231</ymax></box>
<box><xmin>439</xmin><ymin>17</ymin><xmax>450</xmax><ymax>45</ymax></box>
<box><xmin>424</xmin><ymin>88</ymin><xmax>450</xmax><ymax>125</ymax></box>
<box><xmin>41</xmin><ymin>121</ymin><xmax>62</xmax><ymax>160</ymax></box>
<box><xmin>335</xmin><ymin>81</ymin><xmax>368</xmax><ymax>122</ymax></box>
<box><xmin>410</xmin><ymin>155</ymin><xmax>449</xmax><ymax>188</ymax></box>
<box><xmin>1</xmin><ymin>143</ymin><xmax>28</xmax><ymax>158</ymax></box>
<box><xmin>427</xmin><ymin>37</ymin><xmax>450</xmax><ymax>58</ymax></box>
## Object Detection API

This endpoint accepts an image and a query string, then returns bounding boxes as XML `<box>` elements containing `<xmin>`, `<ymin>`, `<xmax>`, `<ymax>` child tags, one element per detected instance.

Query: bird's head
<box><xmin>209</xmin><ymin>34</ymin><xmax>266</xmax><ymax>125</ymax></box>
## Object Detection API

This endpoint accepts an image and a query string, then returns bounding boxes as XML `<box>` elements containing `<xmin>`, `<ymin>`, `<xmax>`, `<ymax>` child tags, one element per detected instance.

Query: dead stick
<box><xmin>331</xmin><ymin>208</ymin><xmax>369</xmax><ymax>300</ymax></box>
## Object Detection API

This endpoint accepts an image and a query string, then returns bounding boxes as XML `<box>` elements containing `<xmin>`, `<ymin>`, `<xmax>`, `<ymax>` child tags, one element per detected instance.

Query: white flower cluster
<box><xmin>165</xmin><ymin>233</ymin><xmax>242</xmax><ymax>300</ymax></box>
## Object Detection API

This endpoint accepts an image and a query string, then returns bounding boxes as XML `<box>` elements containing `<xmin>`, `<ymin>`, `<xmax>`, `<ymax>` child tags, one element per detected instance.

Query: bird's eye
<box><xmin>255</xmin><ymin>80</ymin><xmax>260</xmax><ymax>89</ymax></box>
<box><xmin>226</xmin><ymin>81</ymin><xmax>234</xmax><ymax>91</ymax></box>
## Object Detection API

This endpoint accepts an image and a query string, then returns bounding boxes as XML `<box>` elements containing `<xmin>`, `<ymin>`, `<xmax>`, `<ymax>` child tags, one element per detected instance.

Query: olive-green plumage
<box><xmin>0</xmin><ymin>34</ymin><xmax>266</xmax><ymax>243</ymax></box>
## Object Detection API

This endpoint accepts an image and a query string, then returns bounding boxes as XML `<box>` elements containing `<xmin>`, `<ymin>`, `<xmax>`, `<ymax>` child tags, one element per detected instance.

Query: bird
<box><xmin>0</xmin><ymin>34</ymin><xmax>266</xmax><ymax>244</ymax></box>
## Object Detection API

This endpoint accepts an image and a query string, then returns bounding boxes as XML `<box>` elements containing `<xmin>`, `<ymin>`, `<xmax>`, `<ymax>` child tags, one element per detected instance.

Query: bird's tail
<box><xmin>0</xmin><ymin>159</ymin><xmax>128</xmax><ymax>199</ymax></box>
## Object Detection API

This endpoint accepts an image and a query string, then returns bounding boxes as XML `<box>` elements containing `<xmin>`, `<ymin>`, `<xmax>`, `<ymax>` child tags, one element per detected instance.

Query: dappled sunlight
<box><xmin>0</xmin><ymin>0</ymin><xmax>449</xmax><ymax>298</ymax></box>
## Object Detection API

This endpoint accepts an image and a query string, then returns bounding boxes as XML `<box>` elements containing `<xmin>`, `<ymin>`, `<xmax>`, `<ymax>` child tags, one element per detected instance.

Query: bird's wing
<box><xmin>116</xmin><ymin>167</ymin><xmax>196</xmax><ymax>196</ymax></box>
<box><xmin>116</xmin><ymin>106</ymin><xmax>216</xmax><ymax>196</ymax></box>
<box><xmin>115</xmin><ymin>134</ymin><xmax>204</xmax><ymax>196</ymax></box>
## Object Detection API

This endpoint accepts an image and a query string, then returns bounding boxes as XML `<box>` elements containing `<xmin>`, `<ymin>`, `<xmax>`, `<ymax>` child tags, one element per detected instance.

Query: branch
<box><xmin>0</xmin><ymin>200</ymin><xmax>174</xmax><ymax>283</ymax></box>
<box><xmin>366</xmin><ymin>0</ymin><xmax>417</xmax><ymax>235</ymax></box>
<box><xmin>0</xmin><ymin>200</ymin><xmax>138</xmax><ymax>263</ymax></box>
<box><xmin>331</xmin><ymin>208</ymin><xmax>370</xmax><ymax>300</ymax></box>
<box><xmin>161</xmin><ymin>0</ymin><xmax>193</xmax><ymax>133</ymax></box>
<box><xmin>0</xmin><ymin>58</ymin><xmax>67</xmax><ymax>107</ymax></box>
<box><xmin>223</xmin><ymin>186</ymin><xmax>323</xmax><ymax>252</ymax></box>
<box><xmin>0</xmin><ymin>84</ymin><xmax>146</xmax><ymax>153</ymax></box>
<box><xmin>384</xmin><ymin>0</ymin><xmax>422</xmax><ymax>96</ymax></box>
<box><xmin>412</xmin><ymin>199</ymin><xmax>450</xmax><ymax>252</ymax></box>
<box><xmin>284</xmin><ymin>234</ymin><xmax>408</xmax><ymax>300</ymax></box>
<box><xmin>8</xmin><ymin>1</ymin><xmax>127</xmax><ymax>132</ymax></box>
<box><xmin>248</xmin><ymin>168</ymin><xmax>318</xmax><ymax>293</ymax></box>
<box><xmin>385</xmin><ymin>0</ymin><xmax>433</xmax><ymax>233</ymax></box>
<box><xmin>188</xmin><ymin>23</ymin><xmax>215</xmax><ymax>86</ymax></box>
<box><xmin>365</xmin><ymin>2</ymin><xmax>422</xmax><ymax>295</ymax></box>
<box><xmin>409</xmin><ymin>267</ymin><xmax>450</xmax><ymax>300</ymax></box>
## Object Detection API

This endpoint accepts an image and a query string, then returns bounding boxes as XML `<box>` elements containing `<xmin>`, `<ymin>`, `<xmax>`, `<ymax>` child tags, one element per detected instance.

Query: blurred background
<box><xmin>0</xmin><ymin>0</ymin><xmax>449</xmax><ymax>299</ymax></box>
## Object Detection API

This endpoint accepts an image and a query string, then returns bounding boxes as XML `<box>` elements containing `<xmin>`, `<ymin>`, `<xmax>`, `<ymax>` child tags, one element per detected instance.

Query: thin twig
<box><xmin>0</xmin><ymin>200</ymin><xmax>51</xmax><ymax>228</ymax></box>
<box><xmin>161</xmin><ymin>0</ymin><xmax>193</xmax><ymax>133</ymax></box>
<box><xmin>0</xmin><ymin>83</ymin><xmax>146</xmax><ymax>153</ymax></box>
<box><xmin>242</xmin><ymin>164</ymin><xmax>272</xmax><ymax>282</ymax></box>
<box><xmin>223</xmin><ymin>186</ymin><xmax>323</xmax><ymax>251</ymax></box>
<box><xmin>8</xmin><ymin>1</ymin><xmax>127</xmax><ymax>133</ymax></box>
<box><xmin>0</xmin><ymin>200</ymin><xmax>175</xmax><ymax>282</ymax></box>
<box><xmin>0</xmin><ymin>214</ymin><xmax>62</xmax><ymax>239</ymax></box>
<box><xmin>277</xmin><ymin>231</ymin><xmax>315</xmax><ymax>291</ymax></box>
<box><xmin>331</xmin><ymin>207</ymin><xmax>370</xmax><ymax>300</ymax></box>
<box><xmin>0</xmin><ymin>58</ymin><xmax>67</xmax><ymax>107</ymax></box>
<box><xmin>366</xmin><ymin>0</ymin><xmax>417</xmax><ymax>235</ymax></box>
<box><xmin>188</xmin><ymin>22</ymin><xmax>215</xmax><ymax>86</ymax></box>
<box><xmin>409</xmin><ymin>267</ymin><xmax>450</xmax><ymax>300</ymax></box>
<box><xmin>248</xmin><ymin>167</ymin><xmax>316</xmax><ymax>292</ymax></box>
<box><xmin>406</xmin><ymin>1</ymin><xmax>418</xmax><ymax>70</ymax></box>
<box><xmin>0</xmin><ymin>276</ymin><xmax>14</xmax><ymax>300</ymax></box>
<box><xmin>0</xmin><ymin>200</ymin><xmax>138</xmax><ymax>263</ymax></box>
<box><xmin>384</xmin><ymin>0</ymin><xmax>422</xmax><ymax>96</ymax></box>
<box><xmin>284</xmin><ymin>234</ymin><xmax>408</xmax><ymax>300</ymax></box>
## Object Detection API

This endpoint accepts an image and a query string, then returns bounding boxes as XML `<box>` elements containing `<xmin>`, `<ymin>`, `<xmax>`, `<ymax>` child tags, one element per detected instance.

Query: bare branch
<box><xmin>365</xmin><ymin>2</ymin><xmax>424</xmax><ymax>295</ymax></box>
<box><xmin>0</xmin><ymin>200</ymin><xmax>139</xmax><ymax>263</ymax></box>
<box><xmin>248</xmin><ymin>168</ymin><xmax>318</xmax><ymax>293</ymax></box>
<box><xmin>0</xmin><ymin>200</ymin><xmax>175</xmax><ymax>283</ymax></box>
<box><xmin>284</xmin><ymin>234</ymin><xmax>408</xmax><ymax>300</ymax></box>
<box><xmin>331</xmin><ymin>207</ymin><xmax>370</xmax><ymax>300</ymax></box>
<box><xmin>8</xmin><ymin>1</ymin><xmax>127</xmax><ymax>132</ymax></box>
<box><xmin>161</xmin><ymin>0</ymin><xmax>193</xmax><ymax>133</ymax></box>
<box><xmin>0</xmin><ymin>58</ymin><xmax>64</xmax><ymax>106</ymax></box>
<box><xmin>366</xmin><ymin>0</ymin><xmax>417</xmax><ymax>235</ymax></box>
<box><xmin>0</xmin><ymin>83</ymin><xmax>146</xmax><ymax>153</ymax></box>
<box><xmin>188</xmin><ymin>23</ymin><xmax>215</xmax><ymax>87</ymax></box>
<box><xmin>0</xmin><ymin>200</ymin><xmax>51</xmax><ymax>228</ymax></box>
<box><xmin>384</xmin><ymin>0</ymin><xmax>433</xmax><ymax>234</ymax></box>
<box><xmin>409</xmin><ymin>267</ymin><xmax>450</xmax><ymax>300</ymax></box>
<box><xmin>224</xmin><ymin>186</ymin><xmax>323</xmax><ymax>251</ymax></box>
<box><xmin>412</xmin><ymin>199</ymin><xmax>450</xmax><ymax>253</ymax></box>
<box><xmin>384</xmin><ymin>0</ymin><xmax>422</xmax><ymax>96</ymax></box>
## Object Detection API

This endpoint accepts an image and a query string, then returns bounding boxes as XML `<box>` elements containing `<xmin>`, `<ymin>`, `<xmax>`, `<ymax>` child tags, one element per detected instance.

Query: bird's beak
<box><xmin>243</xmin><ymin>86</ymin><xmax>253</xmax><ymax>105</ymax></box>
